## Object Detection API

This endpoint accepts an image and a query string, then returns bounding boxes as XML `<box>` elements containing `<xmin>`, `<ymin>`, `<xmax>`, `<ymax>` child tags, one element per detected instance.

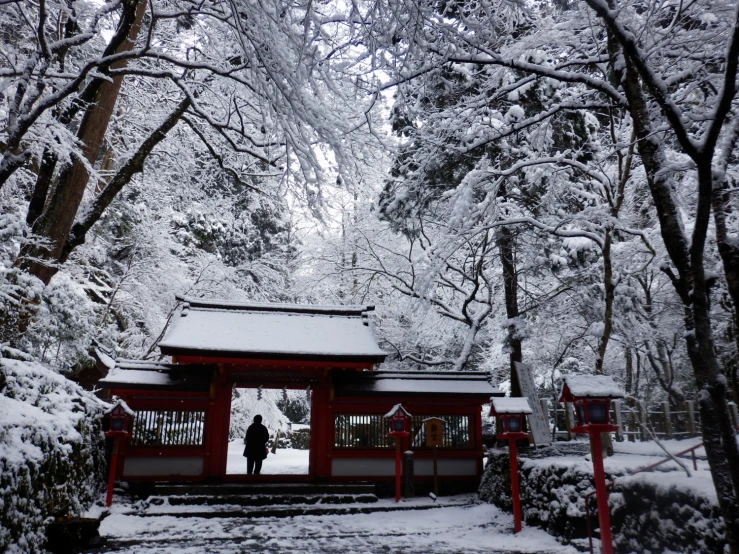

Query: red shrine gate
<box><xmin>101</xmin><ymin>297</ymin><xmax>500</xmax><ymax>489</ymax></box>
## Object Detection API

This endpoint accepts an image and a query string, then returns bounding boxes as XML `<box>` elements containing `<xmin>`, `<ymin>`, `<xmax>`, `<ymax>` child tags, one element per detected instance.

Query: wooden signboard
<box><xmin>424</xmin><ymin>418</ymin><xmax>444</xmax><ymax>447</ymax></box>
<box><xmin>423</xmin><ymin>418</ymin><xmax>444</xmax><ymax>496</ymax></box>
<box><xmin>513</xmin><ymin>362</ymin><xmax>552</xmax><ymax>446</ymax></box>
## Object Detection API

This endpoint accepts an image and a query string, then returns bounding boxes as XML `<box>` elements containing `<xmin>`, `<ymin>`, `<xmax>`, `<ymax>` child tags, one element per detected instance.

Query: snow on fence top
<box><xmin>490</xmin><ymin>396</ymin><xmax>533</xmax><ymax>414</ymax></box>
<box><xmin>158</xmin><ymin>298</ymin><xmax>386</xmax><ymax>362</ymax></box>
<box><xmin>560</xmin><ymin>374</ymin><xmax>625</xmax><ymax>398</ymax></box>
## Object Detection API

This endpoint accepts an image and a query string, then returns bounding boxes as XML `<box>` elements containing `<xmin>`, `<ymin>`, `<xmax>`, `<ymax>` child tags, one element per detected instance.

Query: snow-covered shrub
<box><xmin>290</xmin><ymin>428</ymin><xmax>311</xmax><ymax>450</ymax></box>
<box><xmin>25</xmin><ymin>273</ymin><xmax>97</xmax><ymax>372</ymax></box>
<box><xmin>479</xmin><ymin>446</ymin><xmax>726</xmax><ymax>553</ymax></box>
<box><xmin>0</xmin><ymin>358</ymin><xmax>107</xmax><ymax>554</ymax></box>
<box><xmin>479</xmin><ymin>444</ymin><xmax>592</xmax><ymax>542</ymax></box>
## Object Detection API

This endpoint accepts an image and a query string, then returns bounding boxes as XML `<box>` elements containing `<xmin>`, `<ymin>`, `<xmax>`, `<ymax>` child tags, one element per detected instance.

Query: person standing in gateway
<box><xmin>243</xmin><ymin>415</ymin><xmax>270</xmax><ymax>475</ymax></box>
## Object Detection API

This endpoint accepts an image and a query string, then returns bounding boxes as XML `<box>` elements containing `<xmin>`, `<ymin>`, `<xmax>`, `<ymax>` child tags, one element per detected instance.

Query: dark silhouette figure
<box><xmin>243</xmin><ymin>414</ymin><xmax>270</xmax><ymax>475</ymax></box>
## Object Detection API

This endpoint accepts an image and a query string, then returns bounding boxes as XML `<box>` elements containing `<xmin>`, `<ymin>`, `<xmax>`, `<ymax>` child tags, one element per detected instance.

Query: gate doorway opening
<box><xmin>225</xmin><ymin>385</ymin><xmax>312</xmax><ymax>476</ymax></box>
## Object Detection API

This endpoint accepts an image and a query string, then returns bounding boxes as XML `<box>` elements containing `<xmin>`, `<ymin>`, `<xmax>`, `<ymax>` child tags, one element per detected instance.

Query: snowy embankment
<box><xmin>0</xmin><ymin>356</ymin><xmax>107</xmax><ymax>553</ymax></box>
<box><xmin>479</xmin><ymin>441</ymin><xmax>726</xmax><ymax>554</ymax></box>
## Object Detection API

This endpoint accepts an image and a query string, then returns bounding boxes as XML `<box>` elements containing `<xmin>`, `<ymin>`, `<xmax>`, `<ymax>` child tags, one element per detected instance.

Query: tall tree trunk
<box><xmin>711</xmin><ymin>177</ymin><xmax>739</xmax><ymax>399</ymax></box>
<box><xmin>621</xmin><ymin>50</ymin><xmax>739</xmax><ymax>552</ymax></box>
<box><xmin>498</xmin><ymin>193</ymin><xmax>522</xmax><ymax>395</ymax></box>
<box><xmin>60</xmin><ymin>96</ymin><xmax>192</xmax><ymax>262</ymax></box>
<box><xmin>595</xmin><ymin>230</ymin><xmax>614</xmax><ymax>375</ymax></box>
<box><xmin>20</xmin><ymin>0</ymin><xmax>148</xmax><ymax>285</ymax></box>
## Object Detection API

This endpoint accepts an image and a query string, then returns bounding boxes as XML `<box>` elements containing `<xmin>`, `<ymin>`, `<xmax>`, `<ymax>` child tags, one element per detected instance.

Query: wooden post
<box><xmin>395</xmin><ymin>439</ymin><xmax>402</xmax><ymax>502</ymax></box>
<box><xmin>589</xmin><ymin>431</ymin><xmax>614</xmax><ymax>554</ymax></box>
<box><xmin>661</xmin><ymin>401</ymin><xmax>673</xmax><ymax>439</ymax></box>
<box><xmin>685</xmin><ymin>401</ymin><xmax>696</xmax><ymax>438</ymax></box>
<box><xmin>508</xmin><ymin>437</ymin><xmax>522</xmax><ymax>533</ymax></box>
<box><xmin>403</xmin><ymin>450</ymin><xmax>414</xmax><ymax>498</ymax></box>
<box><xmin>106</xmin><ymin>437</ymin><xmax>120</xmax><ymax>507</ymax></box>
<box><xmin>612</xmin><ymin>400</ymin><xmax>624</xmax><ymax>442</ymax></box>
<box><xmin>432</xmin><ymin>445</ymin><xmax>439</xmax><ymax>496</ymax></box>
<box><xmin>638</xmin><ymin>402</ymin><xmax>648</xmax><ymax>442</ymax></box>
<box><xmin>540</xmin><ymin>398</ymin><xmax>551</xmax><ymax>441</ymax></box>
<box><xmin>565</xmin><ymin>402</ymin><xmax>576</xmax><ymax>440</ymax></box>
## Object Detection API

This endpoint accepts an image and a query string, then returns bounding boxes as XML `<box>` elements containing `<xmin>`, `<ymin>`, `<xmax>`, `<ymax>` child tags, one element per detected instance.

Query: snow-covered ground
<box><xmin>96</xmin><ymin>497</ymin><xmax>578</xmax><ymax>553</ymax></box>
<box><xmin>226</xmin><ymin>441</ymin><xmax>309</xmax><ymax>474</ymax></box>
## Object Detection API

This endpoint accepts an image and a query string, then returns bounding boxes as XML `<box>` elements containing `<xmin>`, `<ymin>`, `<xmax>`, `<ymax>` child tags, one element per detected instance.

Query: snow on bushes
<box><xmin>0</xmin><ymin>357</ymin><xmax>107</xmax><ymax>553</ymax></box>
<box><xmin>479</xmin><ymin>445</ymin><xmax>726</xmax><ymax>554</ymax></box>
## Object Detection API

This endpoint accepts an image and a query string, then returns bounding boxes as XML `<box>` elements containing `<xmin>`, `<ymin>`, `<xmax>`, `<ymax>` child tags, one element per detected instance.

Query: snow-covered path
<box><xmin>95</xmin><ymin>499</ymin><xmax>578</xmax><ymax>553</ymax></box>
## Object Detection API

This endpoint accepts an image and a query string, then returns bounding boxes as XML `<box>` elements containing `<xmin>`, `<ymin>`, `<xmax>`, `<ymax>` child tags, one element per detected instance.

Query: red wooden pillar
<box><xmin>589</xmin><ymin>431</ymin><xmax>614</xmax><ymax>554</ymax></box>
<box><xmin>508</xmin><ymin>437</ymin><xmax>522</xmax><ymax>533</ymax></box>
<box><xmin>203</xmin><ymin>366</ymin><xmax>231</xmax><ymax>478</ymax></box>
<box><xmin>311</xmin><ymin>376</ymin><xmax>332</xmax><ymax>478</ymax></box>
<box><xmin>105</xmin><ymin>437</ymin><xmax>120</xmax><ymax>507</ymax></box>
<box><xmin>473</xmin><ymin>407</ymin><xmax>484</xmax><ymax>475</ymax></box>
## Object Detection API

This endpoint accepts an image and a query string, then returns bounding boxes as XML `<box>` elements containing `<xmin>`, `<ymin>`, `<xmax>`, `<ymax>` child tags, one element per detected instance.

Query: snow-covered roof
<box><xmin>104</xmin><ymin>398</ymin><xmax>135</xmax><ymax>416</ymax></box>
<box><xmin>334</xmin><ymin>371</ymin><xmax>502</xmax><ymax>399</ymax></box>
<box><xmin>490</xmin><ymin>397</ymin><xmax>533</xmax><ymax>415</ymax></box>
<box><xmin>384</xmin><ymin>403</ymin><xmax>412</xmax><ymax>418</ymax></box>
<box><xmin>560</xmin><ymin>374</ymin><xmax>624</xmax><ymax>399</ymax></box>
<box><xmin>157</xmin><ymin>296</ymin><xmax>386</xmax><ymax>363</ymax></box>
<box><xmin>99</xmin><ymin>361</ymin><xmax>214</xmax><ymax>391</ymax></box>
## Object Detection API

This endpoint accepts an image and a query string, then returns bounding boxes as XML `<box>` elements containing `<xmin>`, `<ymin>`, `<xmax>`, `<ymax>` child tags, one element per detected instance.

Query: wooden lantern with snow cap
<box><xmin>559</xmin><ymin>375</ymin><xmax>624</xmax><ymax>433</ymax></box>
<box><xmin>489</xmin><ymin>397</ymin><xmax>533</xmax><ymax>439</ymax></box>
<box><xmin>385</xmin><ymin>403</ymin><xmax>411</xmax><ymax>438</ymax></box>
<box><xmin>104</xmin><ymin>399</ymin><xmax>134</xmax><ymax>437</ymax></box>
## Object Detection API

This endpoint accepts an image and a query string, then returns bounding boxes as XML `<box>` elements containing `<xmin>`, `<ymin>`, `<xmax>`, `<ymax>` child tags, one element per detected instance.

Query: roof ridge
<box><xmin>175</xmin><ymin>295</ymin><xmax>374</xmax><ymax>316</ymax></box>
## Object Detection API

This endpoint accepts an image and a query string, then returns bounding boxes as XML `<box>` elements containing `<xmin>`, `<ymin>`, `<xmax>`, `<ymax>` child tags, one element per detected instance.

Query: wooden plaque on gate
<box><xmin>513</xmin><ymin>362</ymin><xmax>552</xmax><ymax>445</ymax></box>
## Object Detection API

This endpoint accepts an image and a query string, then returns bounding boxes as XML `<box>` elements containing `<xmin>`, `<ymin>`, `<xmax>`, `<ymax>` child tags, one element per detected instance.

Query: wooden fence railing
<box><xmin>541</xmin><ymin>399</ymin><xmax>739</xmax><ymax>442</ymax></box>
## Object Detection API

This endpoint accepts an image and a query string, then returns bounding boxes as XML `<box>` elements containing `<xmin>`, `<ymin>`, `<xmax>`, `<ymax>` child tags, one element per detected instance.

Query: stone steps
<box><xmin>152</xmin><ymin>482</ymin><xmax>376</xmax><ymax>497</ymax></box>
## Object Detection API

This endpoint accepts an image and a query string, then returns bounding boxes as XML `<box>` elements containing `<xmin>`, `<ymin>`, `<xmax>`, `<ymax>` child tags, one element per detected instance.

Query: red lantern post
<box><xmin>489</xmin><ymin>397</ymin><xmax>533</xmax><ymax>533</ymax></box>
<box><xmin>385</xmin><ymin>404</ymin><xmax>411</xmax><ymax>503</ymax></box>
<box><xmin>104</xmin><ymin>399</ymin><xmax>134</xmax><ymax>507</ymax></box>
<box><xmin>559</xmin><ymin>375</ymin><xmax>624</xmax><ymax>554</ymax></box>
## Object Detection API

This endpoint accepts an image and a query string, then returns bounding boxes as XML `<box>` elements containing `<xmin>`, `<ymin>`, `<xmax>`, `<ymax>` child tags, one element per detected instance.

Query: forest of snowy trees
<box><xmin>1</xmin><ymin>0</ymin><xmax>739</xmax><ymax>550</ymax></box>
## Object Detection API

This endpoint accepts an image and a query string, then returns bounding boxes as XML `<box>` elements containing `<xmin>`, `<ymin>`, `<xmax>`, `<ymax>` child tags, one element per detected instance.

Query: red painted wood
<box><xmin>106</xmin><ymin>438</ymin><xmax>119</xmax><ymax>507</ymax></box>
<box><xmin>590</xmin><ymin>431</ymin><xmax>614</xmax><ymax>554</ymax></box>
<box><xmin>177</xmin><ymin>355</ymin><xmax>372</xmax><ymax>370</ymax></box>
<box><xmin>395</xmin><ymin>440</ymin><xmax>401</xmax><ymax>502</ymax></box>
<box><xmin>508</xmin><ymin>437</ymin><xmax>522</xmax><ymax>533</ymax></box>
<box><xmin>110</xmin><ymin>389</ymin><xmax>209</xmax><ymax>400</ymax></box>
<box><xmin>314</xmin><ymin>382</ymin><xmax>332</xmax><ymax>478</ymax></box>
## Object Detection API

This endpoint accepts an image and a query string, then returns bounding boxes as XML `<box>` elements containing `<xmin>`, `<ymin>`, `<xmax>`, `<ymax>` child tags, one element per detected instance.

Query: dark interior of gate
<box><xmin>100</xmin><ymin>296</ymin><xmax>502</xmax><ymax>493</ymax></box>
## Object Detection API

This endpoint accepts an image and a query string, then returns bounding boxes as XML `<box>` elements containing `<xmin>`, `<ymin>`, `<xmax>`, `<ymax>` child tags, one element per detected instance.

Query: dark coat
<box><xmin>244</xmin><ymin>422</ymin><xmax>270</xmax><ymax>460</ymax></box>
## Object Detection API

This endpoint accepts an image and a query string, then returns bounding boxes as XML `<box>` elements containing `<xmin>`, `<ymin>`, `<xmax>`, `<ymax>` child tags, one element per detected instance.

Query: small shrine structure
<box><xmin>100</xmin><ymin>296</ymin><xmax>501</xmax><ymax>488</ymax></box>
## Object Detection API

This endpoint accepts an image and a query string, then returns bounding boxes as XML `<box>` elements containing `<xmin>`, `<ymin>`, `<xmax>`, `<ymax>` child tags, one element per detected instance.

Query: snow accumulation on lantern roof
<box><xmin>104</xmin><ymin>398</ymin><xmax>135</xmax><ymax>416</ymax></box>
<box><xmin>490</xmin><ymin>396</ymin><xmax>533</xmax><ymax>415</ymax></box>
<box><xmin>99</xmin><ymin>360</ymin><xmax>214</xmax><ymax>391</ymax></box>
<box><xmin>385</xmin><ymin>403</ymin><xmax>411</xmax><ymax>418</ymax></box>
<box><xmin>334</xmin><ymin>371</ymin><xmax>502</xmax><ymax>399</ymax></box>
<box><xmin>157</xmin><ymin>296</ymin><xmax>387</xmax><ymax>363</ymax></box>
<box><xmin>560</xmin><ymin>374</ymin><xmax>625</xmax><ymax>399</ymax></box>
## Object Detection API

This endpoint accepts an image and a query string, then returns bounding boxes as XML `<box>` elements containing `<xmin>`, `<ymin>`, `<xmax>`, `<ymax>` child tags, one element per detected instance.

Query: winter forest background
<box><xmin>1</xmin><ymin>0</ymin><xmax>739</xmax><ymax>550</ymax></box>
